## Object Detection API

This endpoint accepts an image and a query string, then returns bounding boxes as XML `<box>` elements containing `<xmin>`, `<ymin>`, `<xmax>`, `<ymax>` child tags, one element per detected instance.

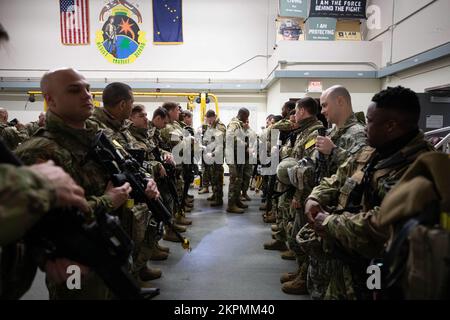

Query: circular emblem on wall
<box><xmin>96</xmin><ymin>1</ymin><xmax>146</xmax><ymax>64</ymax></box>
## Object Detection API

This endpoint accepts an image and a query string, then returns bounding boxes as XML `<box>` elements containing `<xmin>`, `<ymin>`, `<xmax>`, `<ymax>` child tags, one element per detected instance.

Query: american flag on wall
<box><xmin>60</xmin><ymin>0</ymin><xmax>90</xmax><ymax>45</ymax></box>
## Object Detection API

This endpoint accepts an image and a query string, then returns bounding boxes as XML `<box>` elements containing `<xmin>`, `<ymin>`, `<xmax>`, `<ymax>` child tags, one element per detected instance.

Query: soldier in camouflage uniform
<box><xmin>14</xmin><ymin>69</ymin><xmax>160</xmax><ymax>299</ymax></box>
<box><xmin>305</xmin><ymin>86</ymin><xmax>434</xmax><ymax>299</ymax></box>
<box><xmin>275</xmin><ymin>97</ymin><xmax>325</xmax><ymax>295</ymax></box>
<box><xmin>25</xmin><ymin>112</ymin><xmax>45</xmax><ymax>137</ymax></box>
<box><xmin>160</xmin><ymin>102</ymin><xmax>193</xmax><ymax>226</ymax></box>
<box><xmin>263</xmin><ymin>101</ymin><xmax>295</xmax><ymax>248</ymax></box>
<box><xmin>129</xmin><ymin>104</ymin><xmax>171</xmax><ymax>260</ymax></box>
<box><xmin>89</xmin><ymin>82</ymin><xmax>163</xmax><ymax>285</ymax></box>
<box><xmin>0</xmin><ymin>107</ymin><xmax>29</xmax><ymax>150</ymax></box>
<box><xmin>226</xmin><ymin>108</ymin><xmax>251</xmax><ymax>214</ymax></box>
<box><xmin>0</xmin><ymin>159</ymin><xmax>90</xmax><ymax>299</ymax></box>
<box><xmin>204</xmin><ymin>110</ymin><xmax>226</xmax><ymax>206</ymax></box>
<box><xmin>289</xmin><ymin>86</ymin><xmax>367</xmax><ymax>299</ymax></box>
<box><xmin>240</xmin><ymin>118</ymin><xmax>256</xmax><ymax>202</ymax></box>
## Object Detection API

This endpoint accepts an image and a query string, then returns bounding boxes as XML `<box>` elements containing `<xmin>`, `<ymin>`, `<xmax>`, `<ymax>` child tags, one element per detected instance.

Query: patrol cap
<box><xmin>276</xmin><ymin>157</ymin><xmax>298</xmax><ymax>186</ymax></box>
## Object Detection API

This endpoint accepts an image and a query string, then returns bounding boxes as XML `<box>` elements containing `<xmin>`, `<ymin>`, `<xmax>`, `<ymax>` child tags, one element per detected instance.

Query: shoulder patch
<box><xmin>305</xmin><ymin>138</ymin><xmax>316</xmax><ymax>150</ymax></box>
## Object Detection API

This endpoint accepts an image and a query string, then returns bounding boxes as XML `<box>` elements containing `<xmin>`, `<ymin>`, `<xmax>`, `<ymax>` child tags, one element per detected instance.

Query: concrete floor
<box><xmin>22</xmin><ymin>177</ymin><xmax>308</xmax><ymax>300</ymax></box>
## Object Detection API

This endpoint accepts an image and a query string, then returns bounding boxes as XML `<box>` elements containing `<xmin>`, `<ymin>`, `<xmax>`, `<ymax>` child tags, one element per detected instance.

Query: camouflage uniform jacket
<box><xmin>324</xmin><ymin>113</ymin><xmax>366</xmax><ymax>176</ymax></box>
<box><xmin>226</xmin><ymin>117</ymin><xmax>248</xmax><ymax>164</ymax></box>
<box><xmin>25</xmin><ymin>121</ymin><xmax>41</xmax><ymax>137</ymax></box>
<box><xmin>288</xmin><ymin>117</ymin><xmax>324</xmax><ymax>201</ymax></box>
<box><xmin>14</xmin><ymin>111</ymin><xmax>114</xmax><ymax>219</ymax></box>
<box><xmin>291</xmin><ymin>117</ymin><xmax>324</xmax><ymax>160</ymax></box>
<box><xmin>0</xmin><ymin>123</ymin><xmax>29</xmax><ymax>150</ymax></box>
<box><xmin>0</xmin><ymin>164</ymin><xmax>57</xmax><ymax>245</ymax></box>
<box><xmin>313</xmin><ymin>131</ymin><xmax>435</xmax><ymax>257</ymax></box>
<box><xmin>309</xmin><ymin>132</ymin><xmax>434</xmax><ymax>299</ymax></box>
<box><xmin>129</xmin><ymin>124</ymin><xmax>162</xmax><ymax>178</ymax></box>
<box><xmin>90</xmin><ymin>108</ymin><xmax>143</xmax><ymax>152</ymax></box>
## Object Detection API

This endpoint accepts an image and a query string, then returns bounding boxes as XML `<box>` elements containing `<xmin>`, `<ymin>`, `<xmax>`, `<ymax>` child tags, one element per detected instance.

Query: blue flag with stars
<box><xmin>153</xmin><ymin>0</ymin><xmax>183</xmax><ymax>44</ymax></box>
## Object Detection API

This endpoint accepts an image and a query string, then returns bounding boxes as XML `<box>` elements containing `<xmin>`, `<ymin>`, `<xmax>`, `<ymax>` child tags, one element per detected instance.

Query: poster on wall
<box><xmin>153</xmin><ymin>0</ymin><xmax>183</xmax><ymax>44</ymax></box>
<box><xmin>277</xmin><ymin>17</ymin><xmax>305</xmax><ymax>41</ymax></box>
<box><xmin>305</xmin><ymin>17</ymin><xmax>336</xmax><ymax>40</ymax></box>
<box><xmin>309</xmin><ymin>0</ymin><xmax>367</xmax><ymax>19</ymax></box>
<box><xmin>279</xmin><ymin>0</ymin><xmax>308</xmax><ymax>18</ymax></box>
<box><xmin>96</xmin><ymin>0</ymin><xmax>147</xmax><ymax>64</ymax></box>
<box><xmin>59</xmin><ymin>0</ymin><xmax>90</xmax><ymax>45</ymax></box>
<box><xmin>335</xmin><ymin>20</ymin><xmax>361</xmax><ymax>40</ymax></box>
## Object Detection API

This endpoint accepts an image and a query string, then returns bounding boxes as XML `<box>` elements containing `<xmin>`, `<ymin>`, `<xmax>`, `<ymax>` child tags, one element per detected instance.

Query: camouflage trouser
<box><xmin>208</xmin><ymin>163</ymin><xmax>224</xmax><ymax>201</ymax></box>
<box><xmin>241</xmin><ymin>164</ymin><xmax>253</xmax><ymax>194</ymax></box>
<box><xmin>131</xmin><ymin>204</ymin><xmax>155</xmax><ymax>274</ymax></box>
<box><xmin>228</xmin><ymin>164</ymin><xmax>244</xmax><ymax>205</ymax></box>
<box><xmin>287</xmin><ymin>207</ymin><xmax>307</xmax><ymax>265</ymax></box>
<box><xmin>304</xmin><ymin>234</ymin><xmax>367</xmax><ymax>300</ymax></box>
<box><xmin>46</xmin><ymin>273</ymin><xmax>111</xmax><ymax>300</ymax></box>
<box><xmin>175</xmin><ymin>166</ymin><xmax>185</xmax><ymax>218</ymax></box>
<box><xmin>202</xmin><ymin>164</ymin><xmax>211</xmax><ymax>187</ymax></box>
<box><xmin>274</xmin><ymin>191</ymin><xmax>291</xmax><ymax>243</ymax></box>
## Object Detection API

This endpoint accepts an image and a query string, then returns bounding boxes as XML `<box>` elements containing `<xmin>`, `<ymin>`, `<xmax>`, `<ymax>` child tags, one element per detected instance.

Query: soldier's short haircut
<box><xmin>296</xmin><ymin>97</ymin><xmax>318</xmax><ymax>116</ymax></box>
<box><xmin>327</xmin><ymin>85</ymin><xmax>352</xmax><ymax>106</ymax></box>
<box><xmin>237</xmin><ymin>107</ymin><xmax>250</xmax><ymax>119</ymax></box>
<box><xmin>372</xmin><ymin>86</ymin><xmax>420</xmax><ymax>128</ymax></box>
<box><xmin>153</xmin><ymin>107</ymin><xmax>168</xmax><ymax>119</ymax></box>
<box><xmin>182</xmin><ymin>110</ymin><xmax>192</xmax><ymax>118</ymax></box>
<box><xmin>266</xmin><ymin>114</ymin><xmax>274</xmax><ymax>121</ymax></box>
<box><xmin>102</xmin><ymin>82</ymin><xmax>132</xmax><ymax>108</ymax></box>
<box><xmin>131</xmin><ymin>104</ymin><xmax>145</xmax><ymax>116</ymax></box>
<box><xmin>205</xmin><ymin>110</ymin><xmax>216</xmax><ymax>118</ymax></box>
<box><xmin>162</xmin><ymin>102</ymin><xmax>179</xmax><ymax>112</ymax></box>
<box><xmin>289</xmin><ymin>109</ymin><xmax>296</xmax><ymax>116</ymax></box>
<box><xmin>272</xmin><ymin>115</ymin><xmax>283</xmax><ymax>123</ymax></box>
<box><xmin>283</xmin><ymin>101</ymin><xmax>297</xmax><ymax>112</ymax></box>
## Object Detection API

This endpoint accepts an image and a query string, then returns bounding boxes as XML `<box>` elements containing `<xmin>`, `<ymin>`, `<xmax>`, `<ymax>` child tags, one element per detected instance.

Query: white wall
<box><xmin>382</xmin><ymin>56</ymin><xmax>450</xmax><ymax>91</ymax></box>
<box><xmin>365</xmin><ymin>0</ymin><xmax>450</xmax><ymax>66</ymax></box>
<box><xmin>0</xmin><ymin>0</ymin><xmax>270</xmax><ymax>81</ymax></box>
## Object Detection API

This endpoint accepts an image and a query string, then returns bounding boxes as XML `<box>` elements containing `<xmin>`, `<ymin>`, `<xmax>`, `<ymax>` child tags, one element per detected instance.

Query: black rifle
<box><xmin>0</xmin><ymin>140</ymin><xmax>147</xmax><ymax>300</ymax></box>
<box><xmin>314</xmin><ymin>127</ymin><xmax>327</xmax><ymax>185</ymax></box>
<box><xmin>91</xmin><ymin>131</ymin><xmax>190</xmax><ymax>250</ymax></box>
<box><xmin>151</xmin><ymin>145</ymin><xmax>183</xmax><ymax>215</ymax></box>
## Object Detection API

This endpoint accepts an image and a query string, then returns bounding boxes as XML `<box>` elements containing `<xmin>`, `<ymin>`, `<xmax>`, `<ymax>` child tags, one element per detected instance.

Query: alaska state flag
<box><xmin>153</xmin><ymin>0</ymin><xmax>183</xmax><ymax>44</ymax></box>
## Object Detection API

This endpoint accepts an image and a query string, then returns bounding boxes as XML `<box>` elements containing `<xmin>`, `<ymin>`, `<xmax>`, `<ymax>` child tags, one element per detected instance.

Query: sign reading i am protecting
<box><xmin>279</xmin><ymin>0</ymin><xmax>308</xmax><ymax>18</ymax></box>
<box><xmin>306</xmin><ymin>17</ymin><xmax>336</xmax><ymax>40</ymax></box>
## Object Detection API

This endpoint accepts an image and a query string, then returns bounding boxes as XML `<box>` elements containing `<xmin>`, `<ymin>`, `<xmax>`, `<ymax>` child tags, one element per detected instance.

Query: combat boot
<box><xmin>163</xmin><ymin>229</ymin><xmax>182</xmax><ymax>242</ymax></box>
<box><xmin>207</xmin><ymin>194</ymin><xmax>215</xmax><ymax>201</ymax></box>
<box><xmin>156</xmin><ymin>242</ymin><xmax>170</xmax><ymax>253</ymax></box>
<box><xmin>176</xmin><ymin>216</ymin><xmax>192</xmax><ymax>225</ymax></box>
<box><xmin>271</xmin><ymin>224</ymin><xmax>279</xmax><ymax>232</ymax></box>
<box><xmin>236</xmin><ymin>200</ymin><xmax>248</xmax><ymax>209</ymax></box>
<box><xmin>280</xmin><ymin>268</ymin><xmax>300</xmax><ymax>284</ymax></box>
<box><xmin>226</xmin><ymin>205</ymin><xmax>244</xmax><ymax>214</ymax></box>
<box><xmin>281</xmin><ymin>272</ymin><xmax>307</xmax><ymax>295</ymax></box>
<box><xmin>139</xmin><ymin>266</ymin><xmax>162</xmax><ymax>281</ymax></box>
<box><xmin>263</xmin><ymin>239</ymin><xmax>288</xmax><ymax>251</ymax></box>
<box><xmin>259</xmin><ymin>203</ymin><xmax>267</xmax><ymax>211</ymax></box>
<box><xmin>149</xmin><ymin>248</ymin><xmax>169</xmax><ymax>261</ymax></box>
<box><xmin>281</xmin><ymin>250</ymin><xmax>296</xmax><ymax>260</ymax></box>
<box><xmin>184</xmin><ymin>205</ymin><xmax>192</xmax><ymax>213</ymax></box>
<box><xmin>198</xmin><ymin>187</ymin><xmax>209</xmax><ymax>194</ymax></box>
<box><xmin>172</xmin><ymin>223</ymin><xmax>187</xmax><ymax>233</ymax></box>
<box><xmin>263</xmin><ymin>212</ymin><xmax>276</xmax><ymax>223</ymax></box>
<box><xmin>185</xmin><ymin>201</ymin><xmax>194</xmax><ymax>208</ymax></box>
<box><xmin>187</xmin><ymin>194</ymin><xmax>194</xmax><ymax>199</ymax></box>
<box><xmin>241</xmin><ymin>193</ymin><xmax>251</xmax><ymax>201</ymax></box>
